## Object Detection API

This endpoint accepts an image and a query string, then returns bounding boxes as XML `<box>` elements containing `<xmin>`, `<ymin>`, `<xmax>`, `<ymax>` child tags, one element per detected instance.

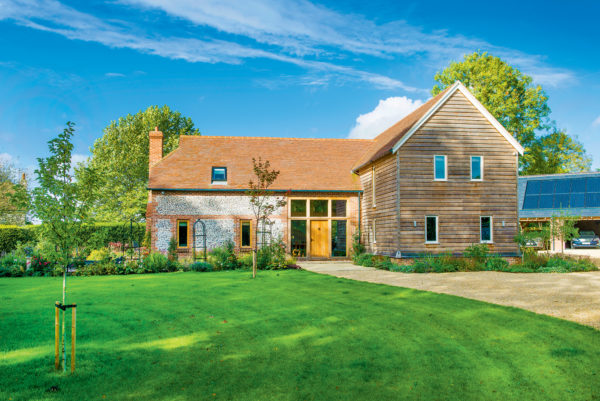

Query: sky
<box><xmin>0</xmin><ymin>0</ymin><xmax>599</xmax><ymax>175</ymax></box>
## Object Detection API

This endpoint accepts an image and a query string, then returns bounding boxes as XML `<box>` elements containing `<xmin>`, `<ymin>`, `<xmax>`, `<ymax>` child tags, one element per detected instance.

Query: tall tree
<box><xmin>78</xmin><ymin>105</ymin><xmax>199</xmax><ymax>222</ymax></box>
<box><xmin>432</xmin><ymin>52</ymin><xmax>590</xmax><ymax>174</ymax></box>
<box><xmin>0</xmin><ymin>161</ymin><xmax>30</xmax><ymax>225</ymax></box>
<box><xmin>246</xmin><ymin>158</ymin><xmax>286</xmax><ymax>279</ymax></box>
<box><xmin>527</xmin><ymin>130</ymin><xmax>592</xmax><ymax>174</ymax></box>
<box><xmin>33</xmin><ymin>122</ymin><xmax>96</xmax><ymax>371</ymax></box>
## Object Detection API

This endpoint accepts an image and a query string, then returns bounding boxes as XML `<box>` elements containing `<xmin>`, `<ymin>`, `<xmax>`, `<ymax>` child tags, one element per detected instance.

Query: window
<box><xmin>331</xmin><ymin>220</ymin><xmax>347</xmax><ymax>257</ymax></box>
<box><xmin>177</xmin><ymin>220</ymin><xmax>189</xmax><ymax>248</ymax></box>
<box><xmin>240</xmin><ymin>220</ymin><xmax>252</xmax><ymax>248</ymax></box>
<box><xmin>372</xmin><ymin>219</ymin><xmax>376</xmax><ymax>244</ymax></box>
<box><xmin>290</xmin><ymin>220</ymin><xmax>307</xmax><ymax>257</ymax></box>
<box><xmin>211</xmin><ymin>167</ymin><xmax>227</xmax><ymax>183</ymax></box>
<box><xmin>480</xmin><ymin>216</ymin><xmax>492</xmax><ymax>243</ymax></box>
<box><xmin>471</xmin><ymin>156</ymin><xmax>483</xmax><ymax>180</ymax></box>
<box><xmin>310</xmin><ymin>199</ymin><xmax>328</xmax><ymax>217</ymax></box>
<box><xmin>331</xmin><ymin>200</ymin><xmax>346</xmax><ymax>217</ymax></box>
<box><xmin>372</xmin><ymin>166</ymin><xmax>377</xmax><ymax>207</ymax></box>
<box><xmin>291</xmin><ymin>199</ymin><xmax>307</xmax><ymax>217</ymax></box>
<box><xmin>434</xmin><ymin>155</ymin><xmax>447</xmax><ymax>181</ymax></box>
<box><xmin>425</xmin><ymin>216</ymin><xmax>438</xmax><ymax>243</ymax></box>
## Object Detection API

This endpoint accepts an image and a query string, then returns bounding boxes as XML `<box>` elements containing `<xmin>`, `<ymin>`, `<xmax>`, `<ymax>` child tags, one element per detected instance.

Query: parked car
<box><xmin>524</xmin><ymin>237</ymin><xmax>544</xmax><ymax>249</ymax></box>
<box><xmin>572</xmin><ymin>231</ymin><xmax>600</xmax><ymax>248</ymax></box>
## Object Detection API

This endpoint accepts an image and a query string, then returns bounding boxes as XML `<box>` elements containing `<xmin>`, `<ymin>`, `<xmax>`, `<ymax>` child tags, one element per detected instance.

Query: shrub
<box><xmin>485</xmin><ymin>256</ymin><xmax>509</xmax><ymax>271</ymax></box>
<box><xmin>354</xmin><ymin>253</ymin><xmax>376</xmax><ymax>267</ymax></box>
<box><xmin>189</xmin><ymin>261</ymin><xmax>213</xmax><ymax>272</ymax></box>
<box><xmin>374</xmin><ymin>257</ymin><xmax>396</xmax><ymax>271</ymax></box>
<box><xmin>168</xmin><ymin>237</ymin><xmax>178</xmax><ymax>262</ymax></box>
<box><xmin>238</xmin><ymin>252</ymin><xmax>253</xmax><ymax>269</ymax></box>
<box><xmin>464</xmin><ymin>244</ymin><xmax>490</xmax><ymax>268</ymax></box>
<box><xmin>257</xmin><ymin>239</ymin><xmax>287</xmax><ymax>270</ymax></box>
<box><xmin>87</xmin><ymin>248</ymin><xmax>113</xmax><ymax>261</ymax></box>
<box><xmin>209</xmin><ymin>240</ymin><xmax>239</xmax><ymax>270</ymax></box>
<box><xmin>351</xmin><ymin>231</ymin><xmax>365</xmax><ymax>258</ymax></box>
<box><xmin>143</xmin><ymin>252</ymin><xmax>169</xmax><ymax>273</ymax></box>
<box><xmin>30</xmin><ymin>254</ymin><xmax>56</xmax><ymax>276</ymax></box>
<box><xmin>0</xmin><ymin>225</ymin><xmax>38</xmax><ymax>254</ymax></box>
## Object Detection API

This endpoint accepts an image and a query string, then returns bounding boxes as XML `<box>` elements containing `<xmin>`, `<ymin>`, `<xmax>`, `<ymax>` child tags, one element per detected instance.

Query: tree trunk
<box><xmin>61</xmin><ymin>265</ymin><xmax>67</xmax><ymax>372</ymax></box>
<box><xmin>252</xmin><ymin>250</ymin><xmax>257</xmax><ymax>279</ymax></box>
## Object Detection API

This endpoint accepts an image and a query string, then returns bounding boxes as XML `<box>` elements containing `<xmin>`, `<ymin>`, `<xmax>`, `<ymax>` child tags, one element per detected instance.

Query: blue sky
<box><xmin>1</xmin><ymin>0</ymin><xmax>599</xmax><ymax>174</ymax></box>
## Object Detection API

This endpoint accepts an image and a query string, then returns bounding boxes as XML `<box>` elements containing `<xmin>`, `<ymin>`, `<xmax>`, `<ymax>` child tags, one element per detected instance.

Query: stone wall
<box><xmin>155</xmin><ymin>195</ymin><xmax>285</xmax><ymax>216</ymax></box>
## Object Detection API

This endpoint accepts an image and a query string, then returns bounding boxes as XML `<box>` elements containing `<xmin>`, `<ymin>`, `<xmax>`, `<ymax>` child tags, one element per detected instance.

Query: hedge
<box><xmin>0</xmin><ymin>222</ymin><xmax>146</xmax><ymax>254</ymax></box>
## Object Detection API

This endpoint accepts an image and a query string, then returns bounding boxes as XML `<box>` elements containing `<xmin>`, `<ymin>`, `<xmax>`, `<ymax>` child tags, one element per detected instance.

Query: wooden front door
<box><xmin>310</xmin><ymin>220</ymin><xmax>329</xmax><ymax>258</ymax></box>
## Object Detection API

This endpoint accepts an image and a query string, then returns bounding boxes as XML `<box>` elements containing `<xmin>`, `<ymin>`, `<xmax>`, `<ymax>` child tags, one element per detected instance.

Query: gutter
<box><xmin>148</xmin><ymin>187</ymin><xmax>363</xmax><ymax>194</ymax></box>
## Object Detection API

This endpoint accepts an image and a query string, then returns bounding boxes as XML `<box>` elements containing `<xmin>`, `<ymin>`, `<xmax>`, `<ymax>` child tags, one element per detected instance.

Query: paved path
<box><xmin>300</xmin><ymin>261</ymin><xmax>600</xmax><ymax>329</ymax></box>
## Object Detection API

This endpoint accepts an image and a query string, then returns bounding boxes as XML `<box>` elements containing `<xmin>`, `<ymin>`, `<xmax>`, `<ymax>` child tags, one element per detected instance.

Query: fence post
<box><xmin>71</xmin><ymin>306</ymin><xmax>76</xmax><ymax>373</ymax></box>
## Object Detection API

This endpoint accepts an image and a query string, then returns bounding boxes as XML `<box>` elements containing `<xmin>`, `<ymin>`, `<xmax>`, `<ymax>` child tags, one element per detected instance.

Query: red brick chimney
<box><xmin>149</xmin><ymin>126</ymin><xmax>163</xmax><ymax>169</ymax></box>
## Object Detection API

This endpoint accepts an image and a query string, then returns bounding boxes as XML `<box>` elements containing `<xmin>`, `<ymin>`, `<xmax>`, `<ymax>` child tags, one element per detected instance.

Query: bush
<box><xmin>238</xmin><ymin>252</ymin><xmax>253</xmax><ymax>269</ymax></box>
<box><xmin>464</xmin><ymin>244</ymin><xmax>489</xmax><ymax>268</ymax></box>
<box><xmin>87</xmin><ymin>248</ymin><xmax>113</xmax><ymax>261</ymax></box>
<box><xmin>209</xmin><ymin>241</ymin><xmax>239</xmax><ymax>270</ymax></box>
<box><xmin>354</xmin><ymin>253</ymin><xmax>377</xmax><ymax>267</ymax></box>
<box><xmin>143</xmin><ymin>252</ymin><xmax>169</xmax><ymax>273</ymax></box>
<box><xmin>257</xmin><ymin>239</ymin><xmax>287</xmax><ymax>270</ymax></box>
<box><xmin>0</xmin><ymin>225</ymin><xmax>38</xmax><ymax>254</ymax></box>
<box><xmin>485</xmin><ymin>256</ymin><xmax>509</xmax><ymax>271</ymax></box>
<box><xmin>189</xmin><ymin>261</ymin><xmax>213</xmax><ymax>272</ymax></box>
<box><xmin>351</xmin><ymin>231</ymin><xmax>365</xmax><ymax>258</ymax></box>
<box><xmin>168</xmin><ymin>237</ymin><xmax>178</xmax><ymax>262</ymax></box>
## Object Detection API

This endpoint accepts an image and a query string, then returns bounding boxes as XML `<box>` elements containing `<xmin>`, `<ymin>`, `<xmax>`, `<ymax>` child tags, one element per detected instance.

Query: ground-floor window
<box><xmin>177</xmin><ymin>220</ymin><xmax>189</xmax><ymax>248</ymax></box>
<box><xmin>425</xmin><ymin>216</ymin><xmax>438</xmax><ymax>243</ymax></box>
<box><xmin>331</xmin><ymin>220</ymin><xmax>347</xmax><ymax>257</ymax></box>
<box><xmin>372</xmin><ymin>219</ymin><xmax>376</xmax><ymax>244</ymax></box>
<box><xmin>240</xmin><ymin>220</ymin><xmax>252</xmax><ymax>248</ymax></box>
<box><xmin>291</xmin><ymin>220</ymin><xmax>307</xmax><ymax>257</ymax></box>
<box><xmin>480</xmin><ymin>216</ymin><xmax>492</xmax><ymax>243</ymax></box>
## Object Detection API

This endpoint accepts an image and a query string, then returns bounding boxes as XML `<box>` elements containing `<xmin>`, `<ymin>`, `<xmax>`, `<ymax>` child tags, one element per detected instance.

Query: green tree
<box><xmin>432</xmin><ymin>52</ymin><xmax>590</xmax><ymax>174</ymax></box>
<box><xmin>32</xmin><ymin>122</ymin><xmax>97</xmax><ymax>371</ymax></box>
<box><xmin>550</xmin><ymin>213</ymin><xmax>579</xmax><ymax>254</ymax></box>
<box><xmin>246</xmin><ymin>158</ymin><xmax>286</xmax><ymax>279</ymax></box>
<box><xmin>79</xmin><ymin>105</ymin><xmax>199</xmax><ymax>222</ymax></box>
<box><xmin>0</xmin><ymin>161</ymin><xmax>30</xmax><ymax>225</ymax></box>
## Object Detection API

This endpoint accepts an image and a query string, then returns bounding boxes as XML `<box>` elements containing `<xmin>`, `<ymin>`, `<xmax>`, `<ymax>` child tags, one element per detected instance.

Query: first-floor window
<box><xmin>434</xmin><ymin>155</ymin><xmax>447</xmax><ymax>180</ymax></box>
<box><xmin>240</xmin><ymin>220</ymin><xmax>252</xmax><ymax>248</ymax></box>
<box><xmin>480</xmin><ymin>216</ymin><xmax>492</xmax><ymax>243</ymax></box>
<box><xmin>471</xmin><ymin>156</ymin><xmax>483</xmax><ymax>180</ymax></box>
<box><xmin>425</xmin><ymin>216</ymin><xmax>438</xmax><ymax>243</ymax></box>
<box><xmin>177</xmin><ymin>220</ymin><xmax>189</xmax><ymax>248</ymax></box>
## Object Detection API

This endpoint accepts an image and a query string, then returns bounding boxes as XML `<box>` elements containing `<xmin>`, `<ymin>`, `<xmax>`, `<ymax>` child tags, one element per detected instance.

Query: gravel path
<box><xmin>300</xmin><ymin>261</ymin><xmax>600</xmax><ymax>329</ymax></box>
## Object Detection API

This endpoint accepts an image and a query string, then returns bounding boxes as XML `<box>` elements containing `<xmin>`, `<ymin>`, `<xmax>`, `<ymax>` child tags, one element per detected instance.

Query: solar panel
<box><xmin>555</xmin><ymin>179</ymin><xmax>571</xmax><ymax>193</ymax></box>
<box><xmin>571</xmin><ymin>178</ymin><xmax>586</xmax><ymax>193</ymax></box>
<box><xmin>587</xmin><ymin>177</ymin><xmax>600</xmax><ymax>193</ymax></box>
<box><xmin>586</xmin><ymin>193</ymin><xmax>600</xmax><ymax>208</ymax></box>
<box><xmin>523</xmin><ymin>196</ymin><xmax>539</xmax><ymax>209</ymax></box>
<box><xmin>525</xmin><ymin>180</ymin><xmax>541</xmax><ymax>196</ymax></box>
<box><xmin>540</xmin><ymin>180</ymin><xmax>555</xmax><ymax>194</ymax></box>
<box><xmin>539</xmin><ymin>194</ymin><xmax>553</xmax><ymax>208</ymax></box>
<box><xmin>570</xmin><ymin>193</ymin><xmax>585</xmax><ymax>208</ymax></box>
<box><xmin>523</xmin><ymin>176</ymin><xmax>600</xmax><ymax>210</ymax></box>
<box><xmin>553</xmin><ymin>194</ymin><xmax>570</xmax><ymax>208</ymax></box>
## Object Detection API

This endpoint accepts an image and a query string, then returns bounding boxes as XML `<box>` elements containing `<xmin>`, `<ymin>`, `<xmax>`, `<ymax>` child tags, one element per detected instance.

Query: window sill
<box><xmin>425</xmin><ymin>241</ymin><xmax>439</xmax><ymax>245</ymax></box>
<box><xmin>211</xmin><ymin>181</ymin><xmax>228</xmax><ymax>185</ymax></box>
<box><xmin>480</xmin><ymin>241</ymin><xmax>494</xmax><ymax>244</ymax></box>
<box><xmin>471</xmin><ymin>179</ymin><xmax>483</xmax><ymax>182</ymax></box>
<box><xmin>433</xmin><ymin>179</ymin><xmax>447</xmax><ymax>182</ymax></box>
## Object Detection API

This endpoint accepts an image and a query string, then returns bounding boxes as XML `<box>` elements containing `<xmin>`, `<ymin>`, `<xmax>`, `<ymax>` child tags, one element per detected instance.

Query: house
<box><xmin>146</xmin><ymin>81</ymin><xmax>523</xmax><ymax>259</ymax></box>
<box><xmin>519</xmin><ymin>171</ymin><xmax>600</xmax><ymax>250</ymax></box>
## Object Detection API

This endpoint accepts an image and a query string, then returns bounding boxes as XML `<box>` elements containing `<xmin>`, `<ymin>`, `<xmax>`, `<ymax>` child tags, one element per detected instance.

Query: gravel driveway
<box><xmin>300</xmin><ymin>261</ymin><xmax>600</xmax><ymax>329</ymax></box>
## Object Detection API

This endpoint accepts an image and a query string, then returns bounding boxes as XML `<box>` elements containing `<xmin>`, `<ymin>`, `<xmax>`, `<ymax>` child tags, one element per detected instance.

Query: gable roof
<box><xmin>351</xmin><ymin>81</ymin><xmax>524</xmax><ymax>172</ymax></box>
<box><xmin>149</xmin><ymin>135</ymin><xmax>372</xmax><ymax>192</ymax></box>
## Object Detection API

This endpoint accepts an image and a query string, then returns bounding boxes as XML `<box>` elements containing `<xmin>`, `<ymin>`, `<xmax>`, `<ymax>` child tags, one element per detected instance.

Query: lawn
<box><xmin>1</xmin><ymin>270</ymin><xmax>599</xmax><ymax>401</ymax></box>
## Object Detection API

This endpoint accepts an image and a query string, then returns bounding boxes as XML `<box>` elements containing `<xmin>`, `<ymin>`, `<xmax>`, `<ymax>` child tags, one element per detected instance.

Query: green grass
<box><xmin>1</xmin><ymin>271</ymin><xmax>599</xmax><ymax>401</ymax></box>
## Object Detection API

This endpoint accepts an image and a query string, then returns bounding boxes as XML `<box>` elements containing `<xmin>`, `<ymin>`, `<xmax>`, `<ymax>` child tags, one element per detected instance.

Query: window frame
<box><xmin>240</xmin><ymin>220</ymin><xmax>252</xmax><ymax>248</ymax></box>
<box><xmin>433</xmin><ymin>155</ymin><xmax>447</xmax><ymax>181</ymax></box>
<box><xmin>425</xmin><ymin>215</ymin><xmax>439</xmax><ymax>244</ymax></box>
<box><xmin>470</xmin><ymin>155</ymin><xmax>484</xmax><ymax>181</ymax></box>
<box><xmin>372</xmin><ymin>165</ymin><xmax>377</xmax><ymax>208</ymax></box>
<box><xmin>372</xmin><ymin>218</ymin><xmax>377</xmax><ymax>244</ymax></box>
<box><xmin>480</xmin><ymin>216</ymin><xmax>493</xmax><ymax>243</ymax></box>
<box><xmin>211</xmin><ymin>166</ymin><xmax>227</xmax><ymax>184</ymax></box>
<box><xmin>177</xmin><ymin>219</ymin><xmax>190</xmax><ymax>249</ymax></box>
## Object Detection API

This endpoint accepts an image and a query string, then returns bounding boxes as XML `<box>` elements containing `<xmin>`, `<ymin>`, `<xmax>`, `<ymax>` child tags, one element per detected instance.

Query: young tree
<box><xmin>32</xmin><ymin>122</ymin><xmax>96</xmax><ymax>372</ymax></box>
<box><xmin>77</xmin><ymin>105</ymin><xmax>200</xmax><ymax>222</ymax></box>
<box><xmin>246</xmin><ymin>158</ymin><xmax>286</xmax><ymax>278</ymax></box>
<box><xmin>432</xmin><ymin>52</ymin><xmax>590</xmax><ymax>174</ymax></box>
<box><xmin>550</xmin><ymin>213</ymin><xmax>579</xmax><ymax>254</ymax></box>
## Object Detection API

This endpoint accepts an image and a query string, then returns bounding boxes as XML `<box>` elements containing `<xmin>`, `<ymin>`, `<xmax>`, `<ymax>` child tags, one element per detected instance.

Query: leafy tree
<box><xmin>527</xmin><ymin>130</ymin><xmax>591</xmax><ymax>174</ymax></box>
<box><xmin>550</xmin><ymin>213</ymin><xmax>579</xmax><ymax>254</ymax></box>
<box><xmin>79</xmin><ymin>105</ymin><xmax>199</xmax><ymax>222</ymax></box>
<box><xmin>0</xmin><ymin>161</ymin><xmax>30</xmax><ymax>225</ymax></box>
<box><xmin>246</xmin><ymin>157</ymin><xmax>286</xmax><ymax>279</ymax></box>
<box><xmin>32</xmin><ymin>122</ymin><xmax>96</xmax><ymax>371</ymax></box>
<box><xmin>432</xmin><ymin>52</ymin><xmax>590</xmax><ymax>174</ymax></box>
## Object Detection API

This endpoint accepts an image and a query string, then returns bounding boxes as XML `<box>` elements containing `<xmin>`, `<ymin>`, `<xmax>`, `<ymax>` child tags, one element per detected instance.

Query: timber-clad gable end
<box><xmin>146</xmin><ymin>81</ymin><xmax>522</xmax><ymax>258</ymax></box>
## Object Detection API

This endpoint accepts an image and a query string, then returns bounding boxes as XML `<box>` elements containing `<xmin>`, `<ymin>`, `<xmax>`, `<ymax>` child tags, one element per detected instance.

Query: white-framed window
<box><xmin>480</xmin><ymin>216</ymin><xmax>493</xmax><ymax>243</ymax></box>
<box><xmin>471</xmin><ymin>156</ymin><xmax>483</xmax><ymax>181</ymax></box>
<box><xmin>211</xmin><ymin>167</ymin><xmax>227</xmax><ymax>184</ymax></box>
<box><xmin>434</xmin><ymin>155</ymin><xmax>447</xmax><ymax>181</ymax></box>
<box><xmin>372</xmin><ymin>165</ymin><xmax>376</xmax><ymax>208</ymax></box>
<box><xmin>425</xmin><ymin>216</ymin><xmax>438</xmax><ymax>243</ymax></box>
<box><xmin>372</xmin><ymin>218</ymin><xmax>377</xmax><ymax>244</ymax></box>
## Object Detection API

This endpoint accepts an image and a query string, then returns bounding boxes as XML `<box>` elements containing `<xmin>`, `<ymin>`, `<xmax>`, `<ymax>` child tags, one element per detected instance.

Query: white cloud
<box><xmin>0</xmin><ymin>152</ymin><xmax>13</xmax><ymax>164</ymax></box>
<box><xmin>105</xmin><ymin>72</ymin><xmax>125</xmax><ymax>77</ymax></box>
<box><xmin>71</xmin><ymin>153</ymin><xmax>89</xmax><ymax>166</ymax></box>
<box><xmin>0</xmin><ymin>0</ymin><xmax>573</xmax><ymax>90</ymax></box>
<box><xmin>593</xmin><ymin>116</ymin><xmax>600</xmax><ymax>127</ymax></box>
<box><xmin>348</xmin><ymin>96</ymin><xmax>424</xmax><ymax>139</ymax></box>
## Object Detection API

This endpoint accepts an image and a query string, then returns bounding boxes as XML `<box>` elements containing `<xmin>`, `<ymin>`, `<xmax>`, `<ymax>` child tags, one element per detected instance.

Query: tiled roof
<box><xmin>351</xmin><ymin>85</ymin><xmax>453</xmax><ymax>172</ymax></box>
<box><xmin>149</xmin><ymin>136</ymin><xmax>372</xmax><ymax>191</ymax></box>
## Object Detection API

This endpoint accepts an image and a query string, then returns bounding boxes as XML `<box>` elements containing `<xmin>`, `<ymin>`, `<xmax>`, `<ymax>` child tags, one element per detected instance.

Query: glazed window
<box><xmin>372</xmin><ymin>165</ymin><xmax>377</xmax><ymax>208</ymax></box>
<box><xmin>240</xmin><ymin>220</ymin><xmax>252</xmax><ymax>248</ymax></box>
<box><xmin>331</xmin><ymin>200</ymin><xmax>346</xmax><ymax>217</ymax></box>
<box><xmin>331</xmin><ymin>220</ymin><xmax>347</xmax><ymax>257</ymax></box>
<box><xmin>177</xmin><ymin>220</ymin><xmax>189</xmax><ymax>248</ymax></box>
<box><xmin>372</xmin><ymin>219</ymin><xmax>377</xmax><ymax>244</ymax></box>
<box><xmin>291</xmin><ymin>199</ymin><xmax>307</xmax><ymax>217</ymax></box>
<box><xmin>425</xmin><ymin>216</ymin><xmax>438</xmax><ymax>243</ymax></box>
<box><xmin>211</xmin><ymin>167</ymin><xmax>227</xmax><ymax>183</ymax></box>
<box><xmin>480</xmin><ymin>216</ymin><xmax>492</xmax><ymax>243</ymax></box>
<box><xmin>471</xmin><ymin>156</ymin><xmax>483</xmax><ymax>181</ymax></box>
<box><xmin>434</xmin><ymin>155</ymin><xmax>447</xmax><ymax>181</ymax></box>
<box><xmin>310</xmin><ymin>200</ymin><xmax>328</xmax><ymax>217</ymax></box>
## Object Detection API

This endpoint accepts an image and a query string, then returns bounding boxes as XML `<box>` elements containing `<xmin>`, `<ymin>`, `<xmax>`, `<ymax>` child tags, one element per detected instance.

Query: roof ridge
<box><xmin>183</xmin><ymin>135</ymin><xmax>373</xmax><ymax>141</ymax></box>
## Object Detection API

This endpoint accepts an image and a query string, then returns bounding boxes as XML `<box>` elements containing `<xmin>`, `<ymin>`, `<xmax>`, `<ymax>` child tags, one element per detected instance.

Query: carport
<box><xmin>518</xmin><ymin>172</ymin><xmax>600</xmax><ymax>251</ymax></box>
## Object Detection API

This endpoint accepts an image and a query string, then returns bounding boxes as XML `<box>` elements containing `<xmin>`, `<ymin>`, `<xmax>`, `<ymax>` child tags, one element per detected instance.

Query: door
<box><xmin>310</xmin><ymin>220</ymin><xmax>329</xmax><ymax>258</ymax></box>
